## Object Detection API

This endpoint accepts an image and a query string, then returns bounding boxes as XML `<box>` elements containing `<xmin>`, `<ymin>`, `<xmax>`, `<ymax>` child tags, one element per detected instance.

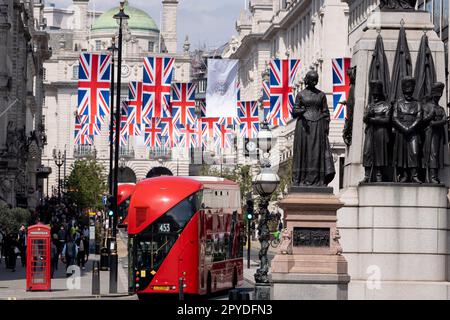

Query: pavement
<box><xmin>0</xmin><ymin>235</ymin><xmax>275</xmax><ymax>300</ymax></box>
<box><xmin>0</xmin><ymin>234</ymin><xmax>135</xmax><ymax>300</ymax></box>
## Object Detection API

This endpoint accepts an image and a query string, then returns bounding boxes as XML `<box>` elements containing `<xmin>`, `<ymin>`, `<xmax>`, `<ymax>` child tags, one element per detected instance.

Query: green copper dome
<box><xmin>91</xmin><ymin>5</ymin><xmax>159</xmax><ymax>33</ymax></box>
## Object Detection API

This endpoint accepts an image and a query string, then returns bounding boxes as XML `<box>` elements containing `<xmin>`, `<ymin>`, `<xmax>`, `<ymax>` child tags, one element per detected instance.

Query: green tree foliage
<box><xmin>0</xmin><ymin>201</ymin><xmax>31</xmax><ymax>232</ymax></box>
<box><xmin>66</xmin><ymin>159</ymin><xmax>107</xmax><ymax>211</ymax></box>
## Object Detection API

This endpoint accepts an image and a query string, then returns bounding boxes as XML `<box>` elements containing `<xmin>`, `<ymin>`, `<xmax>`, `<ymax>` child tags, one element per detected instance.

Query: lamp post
<box><xmin>253</xmin><ymin>121</ymin><xmax>279</xmax><ymax>300</ymax></box>
<box><xmin>110</xmin><ymin>1</ymin><xmax>129</xmax><ymax>294</ymax></box>
<box><xmin>53</xmin><ymin>149</ymin><xmax>66</xmax><ymax>204</ymax></box>
<box><xmin>107</xmin><ymin>37</ymin><xmax>118</xmax><ymax>196</ymax></box>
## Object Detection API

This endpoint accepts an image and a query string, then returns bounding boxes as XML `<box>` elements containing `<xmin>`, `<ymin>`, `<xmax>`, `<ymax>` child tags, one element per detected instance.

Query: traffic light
<box><xmin>246</xmin><ymin>199</ymin><xmax>254</xmax><ymax>220</ymax></box>
<box><xmin>105</xmin><ymin>195</ymin><xmax>115</xmax><ymax>217</ymax></box>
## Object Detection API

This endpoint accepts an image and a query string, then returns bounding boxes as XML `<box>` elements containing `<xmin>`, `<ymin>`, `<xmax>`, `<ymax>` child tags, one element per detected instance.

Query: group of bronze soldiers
<box><xmin>363</xmin><ymin>77</ymin><xmax>448</xmax><ymax>184</ymax></box>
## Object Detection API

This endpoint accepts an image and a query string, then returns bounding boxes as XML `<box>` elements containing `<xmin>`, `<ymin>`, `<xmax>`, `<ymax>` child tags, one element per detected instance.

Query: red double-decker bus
<box><xmin>117</xmin><ymin>183</ymin><xmax>135</xmax><ymax>226</ymax></box>
<box><xmin>127</xmin><ymin>176</ymin><xmax>244</xmax><ymax>297</ymax></box>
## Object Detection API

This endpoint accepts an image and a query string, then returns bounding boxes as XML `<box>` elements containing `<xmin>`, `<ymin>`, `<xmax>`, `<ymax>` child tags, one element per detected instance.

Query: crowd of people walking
<box><xmin>0</xmin><ymin>196</ymin><xmax>92</xmax><ymax>277</ymax></box>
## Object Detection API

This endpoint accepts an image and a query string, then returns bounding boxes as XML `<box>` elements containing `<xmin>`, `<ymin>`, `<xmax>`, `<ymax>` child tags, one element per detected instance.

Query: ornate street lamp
<box><xmin>253</xmin><ymin>121</ymin><xmax>280</xmax><ymax>300</ymax></box>
<box><xmin>53</xmin><ymin>149</ymin><xmax>66</xmax><ymax>204</ymax></box>
<box><xmin>110</xmin><ymin>1</ymin><xmax>129</xmax><ymax>294</ymax></box>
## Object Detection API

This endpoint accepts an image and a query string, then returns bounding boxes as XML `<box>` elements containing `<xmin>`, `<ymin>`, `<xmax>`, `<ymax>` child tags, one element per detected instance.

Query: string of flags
<box><xmin>74</xmin><ymin>53</ymin><xmax>352</xmax><ymax>148</ymax></box>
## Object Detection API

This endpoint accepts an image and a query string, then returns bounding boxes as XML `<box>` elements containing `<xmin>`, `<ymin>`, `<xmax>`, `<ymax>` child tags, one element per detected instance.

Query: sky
<box><xmin>48</xmin><ymin>0</ymin><xmax>245</xmax><ymax>51</ymax></box>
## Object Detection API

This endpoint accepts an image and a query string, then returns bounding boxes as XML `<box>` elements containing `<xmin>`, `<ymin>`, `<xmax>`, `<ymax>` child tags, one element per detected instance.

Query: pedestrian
<box><xmin>76</xmin><ymin>235</ymin><xmax>87</xmax><ymax>269</ymax></box>
<box><xmin>18</xmin><ymin>225</ymin><xmax>27</xmax><ymax>267</ymax></box>
<box><xmin>57</xmin><ymin>225</ymin><xmax>66</xmax><ymax>256</ymax></box>
<box><xmin>50</xmin><ymin>239</ymin><xmax>58</xmax><ymax>278</ymax></box>
<box><xmin>61</xmin><ymin>235</ymin><xmax>78</xmax><ymax>277</ymax></box>
<box><xmin>5</xmin><ymin>233</ymin><xmax>19</xmax><ymax>272</ymax></box>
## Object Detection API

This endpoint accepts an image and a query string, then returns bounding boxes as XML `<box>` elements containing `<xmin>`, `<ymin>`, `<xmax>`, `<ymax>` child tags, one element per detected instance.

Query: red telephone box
<box><xmin>26</xmin><ymin>224</ymin><xmax>51</xmax><ymax>291</ymax></box>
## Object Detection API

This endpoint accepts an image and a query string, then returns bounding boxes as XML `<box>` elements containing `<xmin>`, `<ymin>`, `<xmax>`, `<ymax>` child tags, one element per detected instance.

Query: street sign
<box><xmin>102</xmin><ymin>195</ymin><xmax>107</xmax><ymax>205</ymax></box>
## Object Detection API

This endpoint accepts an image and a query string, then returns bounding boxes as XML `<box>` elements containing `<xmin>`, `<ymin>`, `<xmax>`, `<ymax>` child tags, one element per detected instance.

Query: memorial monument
<box><xmin>339</xmin><ymin>5</ymin><xmax>450</xmax><ymax>299</ymax></box>
<box><xmin>270</xmin><ymin>71</ymin><xmax>350</xmax><ymax>300</ymax></box>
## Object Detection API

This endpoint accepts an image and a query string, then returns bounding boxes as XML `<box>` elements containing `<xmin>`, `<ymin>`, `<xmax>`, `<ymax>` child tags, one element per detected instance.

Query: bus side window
<box><xmin>203</xmin><ymin>189</ymin><xmax>213</xmax><ymax>209</ymax></box>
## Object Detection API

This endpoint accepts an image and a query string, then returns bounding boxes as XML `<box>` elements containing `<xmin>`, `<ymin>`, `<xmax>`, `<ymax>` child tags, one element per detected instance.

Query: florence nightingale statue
<box><xmin>291</xmin><ymin>70</ymin><xmax>336</xmax><ymax>187</ymax></box>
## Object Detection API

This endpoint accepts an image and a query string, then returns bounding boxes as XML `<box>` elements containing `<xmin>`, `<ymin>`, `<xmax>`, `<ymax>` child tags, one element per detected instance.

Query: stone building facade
<box><xmin>42</xmin><ymin>0</ymin><xmax>192</xmax><ymax>196</ymax></box>
<box><xmin>225</xmin><ymin>0</ymin><xmax>350</xmax><ymax>193</ymax></box>
<box><xmin>0</xmin><ymin>0</ymin><xmax>51</xmax><ymax>210</ymax></box>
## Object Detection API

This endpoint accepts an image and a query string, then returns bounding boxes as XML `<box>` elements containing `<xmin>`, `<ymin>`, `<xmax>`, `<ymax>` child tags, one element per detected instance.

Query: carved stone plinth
<box><xmin>270</xmin><ymin>190</ymin><xmax>350</xmax><ymax>300</ymax></box>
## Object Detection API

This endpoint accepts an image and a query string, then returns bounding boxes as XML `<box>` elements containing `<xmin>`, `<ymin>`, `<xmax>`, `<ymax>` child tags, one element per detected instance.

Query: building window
<box><xmin>148</xmin><ymin>41</ymin><xmax>154</xmax><ymax>53</ymax></box>
<box><xmin>73</xmin><ymin>65</ymin><xmax>79</xmax><ymax>80</ymax></box>
<box><xmin>95</xmin><ymin>40</ymin><xmax>101</xmax><ymax>51</ymax></box>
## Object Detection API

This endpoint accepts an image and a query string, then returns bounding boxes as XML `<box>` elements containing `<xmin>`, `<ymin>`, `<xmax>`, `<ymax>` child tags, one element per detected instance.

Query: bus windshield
<box><xmin>134</xmin><ymin>191</ymin><xmax>202</xmax><ymax>271</ymax></box>
<box><xmin>118</xmin><ymin>196</ymin><xmax>131</xmax><ymax>224</ymax></box>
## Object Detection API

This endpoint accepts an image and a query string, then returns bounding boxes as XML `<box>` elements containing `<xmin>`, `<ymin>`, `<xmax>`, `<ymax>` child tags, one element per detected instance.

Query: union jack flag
<box><xmin>214</xmin><ymin>123</ymin><xmax>234</xmax><ymax>150</ymax></box>
<box><xmin>268</xmin><ymin>59</ymin><xmax>300</xmax><ymax>126</ymax></box>
<box><xmin>171</xmin><ymin>83</ymin><xmax>197</xmax><ymax>127</ymax></box>
<box><xmin>128</xmin><ymin>81</ymin><xmax>144</xmax><ymax>126</ymax></box>
<box><xmin>144</xmin><ymin>118</ymin><xmax>162</xmax><ymax>148</ymax></box>
<box><xmin>332</xmin><ymin>58</ymin><xmax>351</xmax><ymax>120</ymax></box>
<box><xmin>142</xmin><ymin>57</ymin><xmax>175</xmax><ymax>121</ymax></box>
<box><xmin>77</xmin><ymin>53</ymin><xmax>111</xmax><ymax>125</ymax></box>
<box><xmin>178</xmin><ymin>124</ymin><xmax>198</xmax><ymax>149</ymax></box>
<box><xmin>119</xmin><ymin>101</ymin><xmax>129</xmax><ymax>146</ymax></box>
<box><xmin>238</xmin><ymin>101</ymin><xmax>259</xmax><ymax>138</ymax></box>
<box><xmin>199</xmin><ymin>101</ymin><xmax>220</xmax><ymax>144</ymax></box>
<box><xmin>160</xmin><ymin>117</ymin><xmax>179</xmax><ymax>148</ymax></box>
<box><xmin>123</xmin><ymin>101</ymin><xmax>142</xmax><ymax>136</ymax></box>
<box><xmin>261</xmin><ymin>79</ymin><xmax>276</xmax><ymax>125</ymax></box>
<box><xmin>193</xmin><ymin>119</ymin><xmax>207</xmax><ymax>148</ymax></box>
<box><xmin>74</xmin><ymin>114</ymin><xmax>93</xmax><ymax>145</ymax></box>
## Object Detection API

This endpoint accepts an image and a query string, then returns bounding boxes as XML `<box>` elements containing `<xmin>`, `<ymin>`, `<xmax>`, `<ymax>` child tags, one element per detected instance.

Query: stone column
<box><xmin>0</xmin><ymin>2</ymin><xmax>10</xmax><ymax>148</ymax></box>
<box><xmin>161</xmin><ymin>0</ymin><xmax>178</xmax><ymax>54</ymax></box>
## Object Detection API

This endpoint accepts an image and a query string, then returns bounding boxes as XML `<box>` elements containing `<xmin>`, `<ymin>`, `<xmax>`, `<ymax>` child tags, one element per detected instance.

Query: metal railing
<box><xmin>149</xmin><ymin>147</ymin><xmax>172</xmax><ymax>160</ymax></box>
<box><xmin>119</xmin><ymin>147</ymin><xmax>135</xmax><ymax>158</ymax></box>
<box><xmin>73</xmin><ymin>145</ymin><xmax>95</xmax><ymax>158</ymax></box>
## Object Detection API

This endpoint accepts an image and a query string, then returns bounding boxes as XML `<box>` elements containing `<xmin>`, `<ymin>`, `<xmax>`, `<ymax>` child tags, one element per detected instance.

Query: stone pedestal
<box><xmin>270</xmin><ymin>189</ymin><xmax>350</xmax><ymax>300</ymax></box>
<box><xmin>338</xmin><ymin>184</ymin><xmax>450</xmax><ymax>299</ymax></box>
<box><xmin>254</xmin><ymin>283</ymin><xmax>271</xmax><ymax>301</ymax></box>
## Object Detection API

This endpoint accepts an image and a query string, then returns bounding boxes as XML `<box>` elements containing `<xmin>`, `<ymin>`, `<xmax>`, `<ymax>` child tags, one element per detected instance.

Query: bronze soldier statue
<box><xmin>291</xmin><ymin>70</ymin><xmax>335</xmax><ymax>187</ymax></box>
<box><xmin>422</xmin><ymin>82</ymin><xmax>447</xmax><ymax>183</ymax></box>
<box><xmin>342</xmin><ymin>66</ymin><xmax>357</xmax><ymax>147</ymax></box>
<box><xmin>380</xmin><ymin>0</ymin><xmax>416</xmax><ymax>10</ymax></box>
<box><xmin>362</xmin><ymin>81</ymin><xmax>392</xmax><ymax>182</ymax></box>
<box><xmin>392</xmin><ymin>77</ymin><xmax>422</xmax><ymax>183</ymax></box>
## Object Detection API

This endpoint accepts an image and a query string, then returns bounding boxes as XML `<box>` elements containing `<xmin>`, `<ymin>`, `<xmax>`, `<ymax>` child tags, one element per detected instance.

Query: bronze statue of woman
<box><xmin>291</xmin><ymin>70</ymin><xmax>336</xmax><ymax>187</ymax></box>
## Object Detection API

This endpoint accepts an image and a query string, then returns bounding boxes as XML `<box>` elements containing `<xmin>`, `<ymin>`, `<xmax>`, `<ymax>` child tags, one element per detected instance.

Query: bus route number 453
<box><xmin>158</xmin><ymin>223</ymin><xmax>171</xmax><ymax>233</ymax></box>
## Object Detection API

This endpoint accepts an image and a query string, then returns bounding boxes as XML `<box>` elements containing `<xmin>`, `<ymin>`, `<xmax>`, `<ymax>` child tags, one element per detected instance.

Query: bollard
<box><xmin>228</xmin><ymin>289</ymin><xmax>239</xmax><ymax>301</ymax></box>
<box><xmin>92</xmin><ymin>261</ymin><xmax>100</xmax><ymax>295</ymax></box>
<box><xmin>239</xmin><ymin>291</ymin><xmax>251</xmax><ymax>300</ymax></box>
<box><xmin>109</xmin><ymin>250</ymin><xmax>118</xmax><ymax>294</ymax></box>
<box><xmin>100</xmin><ymin>247</ymin><xmax>109</xmax><ymax>271</ymax></box>
<box><xmin>179</xmin><ymin>277</ymin><xmax>184</xmax><ymax>300</ymax></box>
